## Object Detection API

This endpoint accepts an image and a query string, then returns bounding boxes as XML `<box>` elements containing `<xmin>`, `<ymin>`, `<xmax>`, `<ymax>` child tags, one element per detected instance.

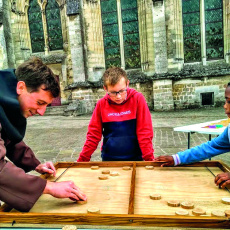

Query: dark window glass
<box><xmin>46</xmin><ymin>0</ymin><xmax>63</xmax><ymax>51</ymax></box>
<box><xmin>182</xmin><ymin>0</ymin><xmax>201</xmax><ymax>62</ymax></box>
<box><xmin>121</xmin><ymin>0</ymin><xmax>141</xmax><ymax>69</ymax></box>
<box><xmin>201</xmin><ymin>92</ymin><xmax>214</xmax><ymax>106</ymax></box>
<box><xmin>28</xmin><ymin>0</ymin><xmax>45</xmax><ymax>53</ymax></box>
<box><xmin>205</xmin><ymin>0</ymin><xmax>224</xmax><ymax>60</ymax></box>
<box><xmin>101</xmin><ymin>0</ymin><xmax>141</xmax><ymax>69</ymax></box>
<box><xmin>101</xmin><ymin>0</ymin><xmax>121</xmax><ymax>68</ymax></box>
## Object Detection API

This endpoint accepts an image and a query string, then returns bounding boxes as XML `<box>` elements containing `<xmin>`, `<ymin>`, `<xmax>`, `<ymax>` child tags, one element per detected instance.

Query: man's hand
<box><xmin>35</xmin><ymin>161</ymin><xmax>56</xmax><ymax>176</ymax></box>
<box><xmin>154</xmin><ymin>156</ymin><xmax>174</xmax><ymax>167</ymax></box>
<box><xmin>215</xmin><ymin>172</ymin><xmax>230</xmax><ymax>189</ymax></box>
<box><xmin>44</xmin><ymin>181</ymin><xmax>87</xmax><ymax>201</ymax></box>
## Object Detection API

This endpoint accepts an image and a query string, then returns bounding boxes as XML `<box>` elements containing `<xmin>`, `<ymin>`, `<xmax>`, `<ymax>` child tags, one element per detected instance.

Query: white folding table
<box><xmin>173</xmin><ymin>119</ymin><xmax>228</xmax><ymax>149</ymax></box>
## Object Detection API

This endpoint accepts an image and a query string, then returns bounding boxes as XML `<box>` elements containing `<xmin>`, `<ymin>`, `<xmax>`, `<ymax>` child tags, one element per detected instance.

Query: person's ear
<box><xmin>103</xmin><ymin>85</ymin><xmax>107</xmax><ymax>91</ymax></box>
<box><xmin>127</xmin><ymin>80</ymin><xmax>130</xmax><ymax>88</ymax></box>
<box><xmin>16</xmin><ymin>81</ymin><xmax>27</xmax><ymax>95</ymax></box>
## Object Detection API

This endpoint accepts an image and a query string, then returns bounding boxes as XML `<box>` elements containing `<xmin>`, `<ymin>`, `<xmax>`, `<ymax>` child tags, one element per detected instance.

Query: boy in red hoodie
<box><xmin>77</xmin><ymin>67</ymin><xmax>154</xmax><ymax>161</ymax></box>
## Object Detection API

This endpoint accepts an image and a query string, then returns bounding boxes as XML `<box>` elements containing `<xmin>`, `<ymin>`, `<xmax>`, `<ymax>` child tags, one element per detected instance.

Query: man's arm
<box><xmin>177</xmin><ymin>126</ymin><xmax>230</xmax><ymax>164</ymax></box>
<box><xmin>136</xmin><ymin>93</ymin><xmax>154</xmax><ymax>161</ymax></box>
<box><xmin>77</xmin><ymin>102</ymin><xmax>103</xmax><ymax>162</ymax></box>
<box><xmin>155</xmin><ymin>126</ymin><xmax>230</xmax><ymax>166</ymax></box>
<box><xmin>5</xmin><ymin>140</ymin><xmax>40</xmax><ymax>172</ymax></box>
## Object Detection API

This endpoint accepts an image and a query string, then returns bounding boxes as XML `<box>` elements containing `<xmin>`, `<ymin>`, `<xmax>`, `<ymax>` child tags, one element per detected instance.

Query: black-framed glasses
<box><xmin>107</xmin><ymin>88</ymin><xmax>127</xmax><ymax>97</ymax></box>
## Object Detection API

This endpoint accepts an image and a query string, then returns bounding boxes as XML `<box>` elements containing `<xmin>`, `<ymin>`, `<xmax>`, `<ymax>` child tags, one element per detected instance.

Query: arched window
<box><xmin>101</xmin><ymin>0</ymin><xmax>141</xmax><ymax>69</ymax></box>
<box><xmin>28</xmin><ymin>0</ymin><xmax>63</xmax><ymax>53</ymax></box>
<box><xmin>205</xmin><ymin>0</ymin><xmax>223</xmax><ymax>60</ymax></box>
<box><xmin>46</xmin><ymin>0</ymin><xmax>63</xmax><ymax>51</ymax></box>
<box><xmin>182</xmin><ymin>0</ymin><xmax>223</xmax><ymax>63</ymax></box>
<box><xmin>28</xmin><ymin>0</ymin><xmax>45</xmax><ymax>53</ymax></box>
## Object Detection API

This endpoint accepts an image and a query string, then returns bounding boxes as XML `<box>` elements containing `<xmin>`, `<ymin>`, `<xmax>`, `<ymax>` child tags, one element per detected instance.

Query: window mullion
<box><xmin>200</xmin><ymin>0</ymin><xmax>207</xmax><ymax>65</ymax></box>
<box><xmin>41</xmin><ymin>6</ymin><xmax>49</xmax><ymax>54</ymax></box>
<box><xmin>117</xmin><ymin>0</ymin><xmax>125</xmax><ymax>69</ymax></box>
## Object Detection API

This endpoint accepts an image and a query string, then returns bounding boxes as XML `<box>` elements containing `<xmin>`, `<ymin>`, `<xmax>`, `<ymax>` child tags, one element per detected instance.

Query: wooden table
<box><xmin>1</xmin><ymin>161</ymin><xmax>230</xmax><ymax>229</ymax></box>
<box><xmin>174</xmin><ymin>119</ymin><xmax>229</xmax><ymax>149</ymax></box>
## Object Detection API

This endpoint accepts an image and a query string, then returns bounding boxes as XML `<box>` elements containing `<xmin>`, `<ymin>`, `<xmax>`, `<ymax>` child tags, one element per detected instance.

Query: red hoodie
<box><xmin>77</xmin><ymin>88</ymin><xmax>154</xmax><ymax>161</ymax></box>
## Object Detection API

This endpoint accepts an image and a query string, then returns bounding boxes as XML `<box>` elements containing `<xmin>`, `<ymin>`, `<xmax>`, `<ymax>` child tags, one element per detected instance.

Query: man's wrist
<box><xmin>172</xmin><ymin>154</ymin><xmax>181</xmax><ymax>166</ymax></box>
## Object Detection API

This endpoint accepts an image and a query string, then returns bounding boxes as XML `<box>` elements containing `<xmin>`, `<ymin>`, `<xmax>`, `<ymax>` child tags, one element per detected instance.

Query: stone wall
<box><xmin>153</xmin><ymin>79</ymin><xmax>174</xmax><ymax>111</ymax></box>
<box><xmin>66</xmin><ymin>74</ymin><xmax>228</xmax><ymax>114</ymax></box>
<box><xmin>173</xmin><ymin>77</ymin><xmax>228</xmax><ymax>109</ymax></box>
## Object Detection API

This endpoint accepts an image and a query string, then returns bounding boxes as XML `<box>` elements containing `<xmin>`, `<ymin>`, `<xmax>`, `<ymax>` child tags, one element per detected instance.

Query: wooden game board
<box><xmin>1</xmin><ymin>161</ymin><xmax>230</xmax><ymax>228</ymax></box>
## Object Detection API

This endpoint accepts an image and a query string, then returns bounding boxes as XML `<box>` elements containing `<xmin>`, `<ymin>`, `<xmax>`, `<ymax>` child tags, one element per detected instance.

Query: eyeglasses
<box><xmin>107</xmin><ymin>88</ymin><xmax>127</xmax><ymax>97</ymax></box>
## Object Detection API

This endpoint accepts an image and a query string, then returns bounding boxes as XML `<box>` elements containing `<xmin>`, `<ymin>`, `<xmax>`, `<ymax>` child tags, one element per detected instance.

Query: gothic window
<box><xmin>28</xmin><ymin>0</ymin><xmax>45</xmax><ymax>53</ymax></box>
<box><xmin>101</xmin><ymin>0</ymin><xmax>141</xmax><ymax>69</ymax></box>
<box><xmin>46</xmin><ymin>0</ymin><xmax>63</xmax><ymax>51</ymax></box>
<box><xmin>28</xmin><ymin>0</ymin><xmax>63</xmax><ymax>53</ymax></box>
<box><xmin>205</xmin><ymin>0</ymin><xmax>224</xmax><ymax>60</ymax></box>
<box><xmin>182</xmin><ymin>0</ymin><xmax>223</xmax><ymax>63</ymax></box>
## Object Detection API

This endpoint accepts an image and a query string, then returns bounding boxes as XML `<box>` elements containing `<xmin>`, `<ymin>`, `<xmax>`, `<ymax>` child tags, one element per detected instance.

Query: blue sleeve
<box><xmin>178</xmin><ymin>126</ymin><xmax>230</xmax><ymax>165</ymax></box>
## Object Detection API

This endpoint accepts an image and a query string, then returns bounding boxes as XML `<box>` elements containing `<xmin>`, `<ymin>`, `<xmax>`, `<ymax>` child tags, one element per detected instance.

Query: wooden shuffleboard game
<box><xmin>1</xmin><ymin>161</ymin><xmax>230</xmax><ymax>228</ymax></box>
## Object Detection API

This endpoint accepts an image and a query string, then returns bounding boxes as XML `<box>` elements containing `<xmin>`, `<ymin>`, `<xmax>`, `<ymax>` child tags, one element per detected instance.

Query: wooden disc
<box><xmin>211</xmin><ymin>210</ymin><xmax>225</xmax><ymax>217</ymax></box>
<box><xmin>62</xmin><ymin>225</ymin><xmax>77</xmax><ymax>230</ymax></box>
<box><xmin>225</xmin><ymin>210</ymin><xmax>230</xmax><ymax>217</ymax></box>
<box><xmin>110</xmin><ymin>171</ymin><xmax>119</xmax><ymax>176</ymax></box>
<box><xmin>181</xmin><ymin>201</ymin><xmax>194</xmax><ymax>209</ymax></box>
<box><xmin>175</xmin><ymin>210</ymin><xmax>189</xmax><ymax>216</ymax></box>
<box><xmin>76</xmin><ymin>199</ymin><xmax>87</xmax><ymax>205</ymax></box>
<box><xmin>167</xmin><ymin>200</ymin><xmax>180</xmax><ymax>207</ymax></box>
<box><xmin>150</xmin><ymin>194</ymin><xmax>161</xmax><ymax>200</ymax></box>
<box><xmin>145</xmin><ymin>165</ymin><xmax>154</xmax><ymax>170</ymax></box>
<box><xmin>122</xmin><ymin>166</ymin><xmax>131</xmax><ymax>171</ymax></box>
<box><xmin>87</xmin><ymin>207</ymin><xmax>100</xmax><ymax>214</ymax></box>
<box><xmin>222</xmin><ymin>198</ymin><xmax>230</xmax><ymax>205</ymax></box>
<box><xmin>91</xmin><ymin>166</ymin><xmax>99</xmax><ymax>170</ymax></box>
<box><xmin>101</xmin><ymin>170</ymin><xmax>110</xmax><ymax>174</ymax></box>
<box><xmin>192</xmin><ymin>207</ymin><xmax>206</xmax><ymax>216</ymax></box>
<box><xmin>98</xmin><ymin>175</ymin><xmax>109</xmax><ymax>180</ymax></box>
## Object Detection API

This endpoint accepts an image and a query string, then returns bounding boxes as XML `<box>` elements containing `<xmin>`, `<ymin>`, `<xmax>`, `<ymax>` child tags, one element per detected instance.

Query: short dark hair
<box><xmin>15</xmin><ymin>57</ymin><xmax>60</xmax><ymax>98</ymax></box>
<box><xmin>103</xmin><ymin>67</ymin><xmax>128</xmax><ymax>88</ymax></box>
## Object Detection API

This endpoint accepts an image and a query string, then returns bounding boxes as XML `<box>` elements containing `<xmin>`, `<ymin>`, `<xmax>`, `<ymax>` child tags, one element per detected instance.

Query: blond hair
<box><xmin>103</xmin><ymin>67</ymin><xmax>128</xmax><ymax>88</ymax></box>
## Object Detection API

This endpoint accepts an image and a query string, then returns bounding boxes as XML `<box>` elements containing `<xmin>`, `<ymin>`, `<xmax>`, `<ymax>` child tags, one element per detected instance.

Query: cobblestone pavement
<box><xmin>24</xmin><ymin>106</ymin><xmax>230</xmax><ymax>166</ymax></box>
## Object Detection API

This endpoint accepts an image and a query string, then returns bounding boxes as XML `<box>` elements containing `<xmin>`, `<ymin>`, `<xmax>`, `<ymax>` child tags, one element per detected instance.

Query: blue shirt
<box><xmin>173</xmin><ymin>126</ymin><xmax>230</xmax><ymax>165</ymax></box>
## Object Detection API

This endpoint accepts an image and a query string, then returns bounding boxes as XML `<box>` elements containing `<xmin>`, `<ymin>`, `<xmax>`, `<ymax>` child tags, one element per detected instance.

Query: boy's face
<box><xmin>17</xmin><ymin>81</ymin><xmax>54</xmax><ymax>118</ymax></box>
<box><xmin>104</xmin><ymin>77</ymin><xmax>129</xmax><ymax>104</ymax></box>
<box><xmin>224</xmin><ymin>86</ymin><xmax>230</xmax><ymax>118</ymax></box>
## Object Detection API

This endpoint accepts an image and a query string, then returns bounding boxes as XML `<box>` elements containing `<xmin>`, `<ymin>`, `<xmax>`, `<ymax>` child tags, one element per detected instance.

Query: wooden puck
<box><xmin>222</xmin><ymin>198</ymin><xmax>230</xmax><ymax>205</ymax></box>
<box><xmin>87</xmin><ymin>207</ymin><xmax>100</xmax><ymax>214</ymax></box>
<box><xmin>181</xmin><ymin>201</ymin><xmax>194</xmax><ymax>209</ymax></box>
<box><xmin>101</xmin><ymin>170</ymin><xmax>110</xmax><ymax>174</ymax></box>
<box><xmin>145</xmin><ymin>165</ymin><xmax>154</xmax><ymax>170</ymax></box>
<box><xmin>225</xmin><ymin>210</ymin><xmax>230</xmax><ymax>217</ymax></box>
<box><xmin>175</xmin><ymin>210</ymin><xmax>189</xmax><ymax>216</ymax></box>
<box><xmin>91</xmin><ymin>166</ymin><xmax>99</xmax><ymax>170</ymax></box>
<box><xmin>110</xmin><ymin>171</ymin><xmax>119</xmax><ymax>176</ymax></box>
<box><xmin>192</xmin><ymin>207</ymin><xmax>206</xmax><ymax>216</ymax></box>
<box><xmin>62</xmin><ymin>225</ymin><xmax>77</xmax><ymax>230</ymax></box>
<box><xmin>150</xmin><ymin>194</ymin><xmax>161</xmax><ymax>200</ymax></box>
<box><xmin>98</xmin><ymin>175</ymin><xmax>109</xmax><ymax>180</ymax></box>
<box><xmin>122</xmin><ymin>166</ymin><xmax>131</xmax><ymax>170</ymax></box>
<box><xmin>211</xmin><ymin>210</ymin><xmax>225</xmax><ymax>217</ymax></box>
<box><xmin>167</xmin><ymin>200</ymin><xmax>180</xmax><ymax>207</ymax></box>
<box><xmin>76</xmin><ymin>199</ymin><xmax>87</xmax><ymax>205</ymax></box>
